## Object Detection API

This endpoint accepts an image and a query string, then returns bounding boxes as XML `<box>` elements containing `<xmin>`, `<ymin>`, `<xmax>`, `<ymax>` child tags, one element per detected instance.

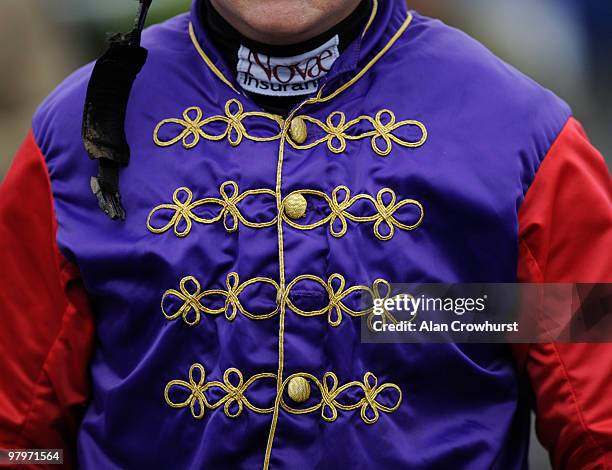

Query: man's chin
<box><xmin>210</xmin><ymin>0</ymin><xmax>358</xmax><ymax>45</ymax></box>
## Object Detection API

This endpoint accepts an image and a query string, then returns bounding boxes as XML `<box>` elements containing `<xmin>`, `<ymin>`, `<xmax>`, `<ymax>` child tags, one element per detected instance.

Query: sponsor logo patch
<box><xmin>236</xmin><ymin>35</ymin><xmax>340</xmax><ymax>96</ymax></box>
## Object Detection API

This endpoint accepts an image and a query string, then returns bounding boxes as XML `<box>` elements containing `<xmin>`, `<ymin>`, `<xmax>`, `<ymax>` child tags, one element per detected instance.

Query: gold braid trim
<box><xmin>282</xmin><ymin>186</ymin><xmax>424</xmax><ymax>240</ymax></box>
<box><xmin>280</xmin><ymin>371</ymin><xmax>402</xmax><ymax>424</ymax></box>
<box><xmin>188</xmin><ymin>22</ymin><xmax>241</xmax><ymax>95</ymax></box>
<box><xmin>148</xmin><ymin>183</ymin><xmax>424</xmax><ymax>241</ymax></box>
<box><xmin>153</xmin><ymin>100</ymin><xmax>427</xmax><ymax>156</ymax></box>
<box><xmin>153</xmin><ymin>99</ymin><xmax>283</xmax><ymax>148</ymax></box>
<box><xmin>146</xmin><ymin>181</ymin><xmax>277</xmax><ymax>237</ymax></box>
<box><xmin>288</xmin><ymin>110</ymin><xmax>427</xmax><ymax>156</ymax></box>
<box><xmin>285</xmin><ymin>275</ymin><xmax>392</xmax><ymax>327</ymax></box>
<box><xmin>161</xmin><ymin>273</ymin><xmax>280</xmax><ymax>325</ymax></box>
<box><xmin>162</xmin><ymin>274</ymin><xmax>399</xmax><ymax>329</ymax></box>
<box><xmin>164</xmin><ymin>363</ymin><xmax>402</xmax><ymax>424</ymax></box>
<box><xmin>164</xmin><ymin>363</ymin><xmax>276</xmax><ymax>419</ymax></box>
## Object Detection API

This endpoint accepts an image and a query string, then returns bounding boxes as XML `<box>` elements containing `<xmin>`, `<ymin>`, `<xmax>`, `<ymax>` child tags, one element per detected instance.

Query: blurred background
<box><xmin>0</xmin><ymin>1</ymin><xmax>610</xmax><ymax>467</ymax></box>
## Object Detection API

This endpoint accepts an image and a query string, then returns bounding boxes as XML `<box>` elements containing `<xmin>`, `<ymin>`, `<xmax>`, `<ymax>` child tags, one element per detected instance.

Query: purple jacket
<box><xmin>27</xmin><ymin>0</ymin><xmax>583</xmax><ymax>468</ymax></box>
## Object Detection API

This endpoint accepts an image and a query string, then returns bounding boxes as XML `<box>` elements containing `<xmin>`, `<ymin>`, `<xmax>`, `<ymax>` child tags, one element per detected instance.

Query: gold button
<box><xmin>284</xmin><ymin>193</ymin><xmax>307</xmax><ymax>220</ymax></box>
<box><xmin>287</xmin><ymin>376</ymin><xmax>311</xmax><ymax>403</ymax></box>
<box><xmin>289</xmin><ymin>116</ymin><xmax>308</xmax><ymax>144</ymax></box>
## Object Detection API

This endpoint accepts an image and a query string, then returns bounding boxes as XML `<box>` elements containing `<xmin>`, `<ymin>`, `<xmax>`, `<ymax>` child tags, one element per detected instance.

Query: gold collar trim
<box><xmin>362</xmin><ymin>0</ymin><xmax>379</xmax><ymax>37</ymax></box>
<box><xmin>188</xmin><ymin>22</ymin><xmax>241</xmax><ymax>95</ymax></box>
<box><xmin>309</xmin><ymin>11</ymin><xmax>413</xmax><ymax>105</ymax></box>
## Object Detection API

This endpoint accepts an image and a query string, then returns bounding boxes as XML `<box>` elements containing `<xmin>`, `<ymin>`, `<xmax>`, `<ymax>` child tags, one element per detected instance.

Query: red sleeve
<box><xmin>0</xmin><ymin>131</ymin><xmax>95</xmax><ymax>468</ymax></box>
<box><xmin>515</xmin><ymin>117</ymin><xmax>612</xmax><ymax>469</ymax></box>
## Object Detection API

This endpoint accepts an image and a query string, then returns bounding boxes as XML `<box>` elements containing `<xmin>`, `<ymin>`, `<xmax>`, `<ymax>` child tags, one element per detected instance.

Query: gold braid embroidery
<box><xmin>164</xmin><ymin>363</ymin><xmax>277</xmax><ymax>419</ymax></box>
<box><xmin>153</xmin><ymin>100</ymin><xmax>426</xmax><ymax>156</ymax></box>
<box><xmin>146</xmin><ymin>181</ymin><xmax>277</xmax><ymax>237</ymax></box>
<box><xmin>148</xmin><ymin>183</ymin><xmax>423</xmax><ymax>241</ymax></box>
<box><xmin>177</xmin><ymin>7</ymin><xmax>413</xmax><ymax>466</ymax></box>
<box><xmin>153</xmin><ymin>99</ymin><xmax>283</xmax><ymax>149</ymax></box>
<box><xmin>368</xmin><ymin>279</ymin><xmax>402</xmax><ymax>330</ymax></box>
<box><xmin>163</xmin><ymin>273</ymin><xmax>397</xmax><ymax>328</ymax></box>
<box><xmin>288</xmin><ymin>110</ymin><xmax>427</xmax><ymax>156</ymax></box>
<box><xmin>164</xmin><ymin>363</ymin><xmax>402</xmax><ymax>424</ymax></box>
<box><xmin>280</xmin><ymin>371</ymin><xmax>402</xmax><ymax>424</ymax></box>
<box><xmin>284</xmin><ymin>274</ymin><xmax>382</xmax><ymax>327</ymax></box>
<box><xmin>161</xmin><ymin>273</ymin><xmax>280</xmax><ymax>325</ymax></box>
<box><xmin>281</xmin><ymin>186</ymin><xmax>424</xmax><ymax>240</ymax></box>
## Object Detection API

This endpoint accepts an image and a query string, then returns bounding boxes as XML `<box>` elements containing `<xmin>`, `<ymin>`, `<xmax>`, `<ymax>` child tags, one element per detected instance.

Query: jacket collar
<box><xmin>188</xmin><ymin>0</ymin><xmax>411</xmax><ymax>100</ymax></box>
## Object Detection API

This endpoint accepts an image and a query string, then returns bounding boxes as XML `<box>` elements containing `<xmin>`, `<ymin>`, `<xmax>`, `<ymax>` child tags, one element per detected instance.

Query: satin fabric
<box><xmin>0</xmin><ymin>131</ymin><xmax>94</xmax><ymax>469</ymax></box>
<box><xmin>517</xmin><ymin>117</ymin><xmax>612</xmax><ymax>469</ymax></box>
<box><xmin>29</xmin><ymin>1</ymin><xmax>573</xmax><ymax>468</ymax></box>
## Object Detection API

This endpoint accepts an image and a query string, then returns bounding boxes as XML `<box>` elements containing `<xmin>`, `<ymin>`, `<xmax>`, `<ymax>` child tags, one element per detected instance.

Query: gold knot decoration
<box><xmin>161</xmin><ymin>272</ymin><xmax>280</xmax><ymax>325</ymax></box>
<box><xmin>284</xmin><ymin>274</ymin><xmax>391</xmax><ymax>327</ymax></box>
<box><xmin>287</xmin><ymin>376</ymin><xmax>311</xmax><ymax>403</ymax></box>
<box><xmin>289</xmin><ymin>110</ymin><xmax>427</xmax><ymax>156</ymax></box>
<box><xmin>280</xmin><ymin>371</ymin><xmax>402</xmax><ymax>424</ymax></box>
<box><xmin>283</xmin><ymin>193</ymin><xmax>308</xmax><ymax>220</ymax></box>
<box><xmin>281</xmin><ymin>186</ymin><xmax>424</xmax><ymax>241</ymax></box>
<box><xmin>164</xmin><ymin>363</ymin><xmax>276</xmax><ymax>419</ymax></box>
<box><xmin>161</xmin><ymin>273</ymin><xmax>397</xmax><ymax>329</ymax></box>
<box><xmin>289</xmin><ymin>116</ymin><xmax>308</xmax><ymax>144</ymax></box>
<box><xmin>147</xmin><ymin>181</ymin><xmax>276</xmax><ymax>237</ymax></box>
<box><xmin>153</xmin><ymin>99</ymin><xmax>427</xmax><ymax>156</ymax></box>
<box><xmin>153</xmin><ymin>99</ymin><xmax>284</xmax><ymax>149</ymax></box>
<box><xmin>148</xmin><ymin>183</ymin><xmax>423</xmax><ymax>241</ymax></box>
<box><xmin>165</xmin><ymin>363</ymin><xmax>402</xmax><ymax>424</ymax></box>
